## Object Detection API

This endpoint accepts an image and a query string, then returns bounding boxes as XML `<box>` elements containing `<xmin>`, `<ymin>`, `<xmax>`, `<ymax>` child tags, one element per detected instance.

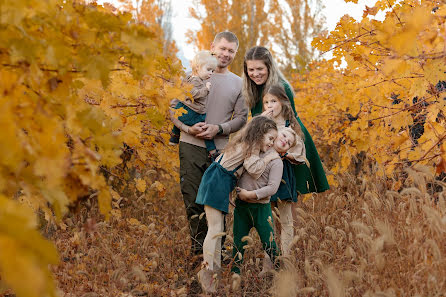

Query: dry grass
<box><xmin>46</xmin><ymin>164</ymin><xmax>446</xmax><ymax>297</ymax></box>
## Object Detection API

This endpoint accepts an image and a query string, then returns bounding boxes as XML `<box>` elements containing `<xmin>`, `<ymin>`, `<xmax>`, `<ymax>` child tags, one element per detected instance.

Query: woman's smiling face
<box><xmin>246</xmin><ymin>60</ymin><xmax>268</xmax><ymax>85</ymax></box>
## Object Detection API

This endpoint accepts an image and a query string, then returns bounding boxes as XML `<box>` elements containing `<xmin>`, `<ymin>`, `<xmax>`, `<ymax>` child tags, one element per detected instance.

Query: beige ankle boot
<box><xmin>197</xmin><ymin>268</ymin><xmax>217</xmax><ymax>293</ymax></box>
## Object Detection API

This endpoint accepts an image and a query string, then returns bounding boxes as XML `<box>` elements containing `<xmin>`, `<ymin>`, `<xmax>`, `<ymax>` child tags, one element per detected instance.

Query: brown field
<box><xmin>48</xmin><ymin>165</ymin><xmax>446</xmax><ymax>297</ymax></box>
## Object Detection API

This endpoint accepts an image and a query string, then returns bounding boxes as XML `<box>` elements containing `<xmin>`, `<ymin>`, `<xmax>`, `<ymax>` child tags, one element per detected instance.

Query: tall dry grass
<box><xmin>268</xmin><ymin>165</ymin><xmax>446</xmax><ymax>297</ymax></box>
<box><xmin>47</xmin><ymin>163</ymin><xmax>446</xmax><ymax>297</ymax></box>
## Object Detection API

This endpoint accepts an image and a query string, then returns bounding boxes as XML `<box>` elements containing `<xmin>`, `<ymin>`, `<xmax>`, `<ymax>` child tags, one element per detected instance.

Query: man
<box><xmin>171</xmin><ymin>31</ymin><xmax>247</xmax><ymax>265</ymax></box>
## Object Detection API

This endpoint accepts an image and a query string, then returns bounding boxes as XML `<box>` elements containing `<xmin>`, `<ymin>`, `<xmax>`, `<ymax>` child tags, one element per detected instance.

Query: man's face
<box><xmin>211</xmin><ymin>38</ymin><xmax>238</xmax><ymax>69</ymax></box>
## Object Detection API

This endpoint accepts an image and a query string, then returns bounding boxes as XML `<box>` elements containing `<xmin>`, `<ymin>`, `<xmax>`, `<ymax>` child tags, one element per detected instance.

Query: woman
<box><xmin>242</xmin><ymin>46</ymin><xmax>329</xmax><ymax>195</ymax></box>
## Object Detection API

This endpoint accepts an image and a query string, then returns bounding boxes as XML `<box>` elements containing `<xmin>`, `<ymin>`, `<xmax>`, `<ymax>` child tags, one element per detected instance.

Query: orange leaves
<box><xmin>437</xmin><ymin>142</ymin><xmax>446</xmax><ymax>174</ymax></box>
<box><xmin>0</xmin><ymin>1</ymin><xmax>185</xmax><ymax>294</ymax></box>
<box><xmin>293</xmin><ymin>1</ymin><xmax>446</xmax><ymax>178</ymax></box>
<box><xmin>150</xmin><ymin>181</ymin><xmax>166</xmax><ymax>198</ymax></box>
<box><xmin>363</xmin><ymin>5</ymin><xmax>378</xmax><ymax>18</ymax></box>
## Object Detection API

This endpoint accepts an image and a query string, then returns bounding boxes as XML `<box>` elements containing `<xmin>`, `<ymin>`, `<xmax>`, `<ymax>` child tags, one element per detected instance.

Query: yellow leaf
<box><xmin>424</xmin><ymin>59</ymin><xmax>446</xmax><ymax>85</ymax></box>
<box><xmin>151</xmin><ymin>181</ymin><xmax>166</xmax><ymax>198</ymax></box>
<box><xmin>136</xmin><ymin>178</ymin><xmax>147</xmax><ymax>192</ymax></box>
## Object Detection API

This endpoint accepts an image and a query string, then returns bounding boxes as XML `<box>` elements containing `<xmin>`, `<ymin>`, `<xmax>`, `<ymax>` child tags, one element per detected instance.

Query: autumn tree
<box><xmin>270</xmin><ymin>0</ymin><xmax>325</xmax><ymax>73</ymax></box>
<box><xmin>188</xmin><ymin>0</ymin><xmax>324</xmax><ymax>75</ymax></box>
<box><xmin>0</xmin><ymin>1</ymin><xmax>185</xmax><ymax>296</ymax></box>
<box><xmin>117</xmin><ymin>0</ymin><xmax>177</xmax><ymax>55</ymax></box>
<box><xmin>293</xmin><ymin>0</ymin><xmax>446</xmax><ymax>181</ymax></box>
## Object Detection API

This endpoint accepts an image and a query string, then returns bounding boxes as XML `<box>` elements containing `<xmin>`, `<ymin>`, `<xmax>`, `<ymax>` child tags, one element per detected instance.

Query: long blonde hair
<box><xmin>263</xmin><ymin>84</ymin><xmax>304</xmax><ymax>140</ymax></box>
<box><xmin>224</xmin><ymin>116</ymin><xmax>277</xmax><ymax>158</ymax></box>
<box><xmin>242</xmin><ymin>46</ymin><xmax>293</xmax><ymax>109</ymax></box>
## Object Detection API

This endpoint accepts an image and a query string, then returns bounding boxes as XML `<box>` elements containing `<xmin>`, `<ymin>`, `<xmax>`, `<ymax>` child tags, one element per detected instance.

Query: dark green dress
<box><xmin>195</xmin><ymin>154</ymin><xmax>243</xmax><ymax>214</ymax></box>
<box><xmin>251</xmin><ymin>81</ymin><xmax>329</xmax><ymax>194</ymax></box>
<box><xmin>271</xmin><ymin>121</ymin><xmax>298</xmax><ymax>202</ymax></box>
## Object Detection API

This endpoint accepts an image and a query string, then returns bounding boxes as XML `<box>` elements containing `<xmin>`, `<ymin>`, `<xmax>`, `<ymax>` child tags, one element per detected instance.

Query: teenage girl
<box><xmin>195</xmin><ymin>115</ymin><xmax>280</xmax><ymax>293</ymax></box>
<box><xmin>261</xmin><ymin>84</ymin><xmax>307</xmax><ymax>257</ymax></box>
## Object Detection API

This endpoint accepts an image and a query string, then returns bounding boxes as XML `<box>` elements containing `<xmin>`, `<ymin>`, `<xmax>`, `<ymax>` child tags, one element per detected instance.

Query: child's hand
<box><xmin>236</xmin><ymin>187</ymin><xmax>257</xmax><ymax>202</ymax></box>
<box><xmin>206</xmin><ymin>82</ymin><xmax>211</xmax><ymax>90</ymax></box>
<box><xmin>261</xmin><ymin>109</ymin><xmax>273</xmax><ymax>118</ymax></box>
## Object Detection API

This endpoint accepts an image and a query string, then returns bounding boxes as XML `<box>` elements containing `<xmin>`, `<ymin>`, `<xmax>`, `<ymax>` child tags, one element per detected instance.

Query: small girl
<box><xmin>169</xmin><ymin>50</ymin><xmax>218</xmax><ymax>156</ymax></box>
<box><xmin>195</xmin><ymin>116</ymin><xmax>280</xmax><ymax>293</ymax></box>
<box><xmin>230</xmin><ymin>127</ymin><xmax>300</xmax><ymax>275</ymax></box>
<box><xmin>261</xmin><ymin>84</ymin><xmax>307</xmax><ymax>258</ymax></box>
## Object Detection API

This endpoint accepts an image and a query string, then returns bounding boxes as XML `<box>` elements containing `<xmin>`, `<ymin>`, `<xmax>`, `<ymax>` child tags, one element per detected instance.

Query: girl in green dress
<box><xmin>243</xmin><ymin>46</ymin><xmax>329</xmax><ymax>195</ymax></box>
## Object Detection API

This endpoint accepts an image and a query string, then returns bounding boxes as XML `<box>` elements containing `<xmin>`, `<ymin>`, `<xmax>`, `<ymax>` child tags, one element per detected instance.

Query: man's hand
<box><xmin>196</xmin><ymin>123</ymin><xmax>219</xmax><ymax>139</ymax></box>
<box><xmin>188</xmin><ymin>122</ymin><xmax>206</xmax><ymax>136</ymax></box>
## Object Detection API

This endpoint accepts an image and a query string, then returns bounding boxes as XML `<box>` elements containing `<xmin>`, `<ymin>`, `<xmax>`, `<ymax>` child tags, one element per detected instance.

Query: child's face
<box><xmin>197</xmin><ymin>63</ymin><xmax>216</xmax><ymax>80</ymax></box>
<box><xmin>263</xmin><ymin>94</ymin><xmax>282</xmax><ymax>118</ymax></box>
<box><xmin>261</xmin><ymin>129</ymin><xmax>278</xmax><ymax>153</ymax></box>
<box><xmin>274</xmin><ymin>129</ymin><xmax>295</xmax><ymax>154</ymax></box>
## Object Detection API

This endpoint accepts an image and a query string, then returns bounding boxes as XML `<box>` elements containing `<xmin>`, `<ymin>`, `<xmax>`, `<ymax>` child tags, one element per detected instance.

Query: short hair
<box><xmin>190</xmin><ymin>50</ymin><xmax>218</xmax><ymax>75</ymax></box>
<box><xmin>213</xmin><ymin>31</ymin><xmax>239</xmax><ymax>48</ymax></box>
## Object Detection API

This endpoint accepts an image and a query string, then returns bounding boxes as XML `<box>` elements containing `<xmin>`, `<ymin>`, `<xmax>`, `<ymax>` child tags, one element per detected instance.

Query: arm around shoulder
<box><xmin>243</xmin><ymin>148</ymin><xmax>279</xmax><ymax>180</ymax></box>
<box><xmin>253</xmin><ymin>158</ymin><xmax>283</xmax><ymax>200</ymax></box>
<box><xmin>286</xmin><ymin>136</ymin><xmax>308</xmax><ymax>165</ymax></box>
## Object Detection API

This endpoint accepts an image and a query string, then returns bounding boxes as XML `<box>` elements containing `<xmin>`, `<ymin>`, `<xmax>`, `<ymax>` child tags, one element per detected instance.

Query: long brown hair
<box><xmin>224</xmin><ymin>115</ymin><xmax>277</xmax><ymax>158</ymax></box>
<box><xmin>242</xmin><ymin>46</ymin><xmax>293</xmax><ymax>109</ymax></box>
<box><xmin>263</xmin><ymin>84</ymin><xmax>304</xmax><ymax>140</ymax></box>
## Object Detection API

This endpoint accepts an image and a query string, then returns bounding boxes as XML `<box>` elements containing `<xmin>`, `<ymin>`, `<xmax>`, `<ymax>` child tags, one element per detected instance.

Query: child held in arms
<box><xmin>169</xmin><ymin>50</ymin><xmax>218</xmax><ymax>158</ymax></box>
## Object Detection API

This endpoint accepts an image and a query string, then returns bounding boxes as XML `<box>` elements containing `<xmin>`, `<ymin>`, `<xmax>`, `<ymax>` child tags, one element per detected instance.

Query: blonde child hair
<box><xmin>280</xmin><ymin>126</ymin><xmax>299</xmax><ymax>149</ymax></box>
<box><xmin>191</xmin><ymin>50</ymin><xmax>218</xmax><ymax>76</ymax></box>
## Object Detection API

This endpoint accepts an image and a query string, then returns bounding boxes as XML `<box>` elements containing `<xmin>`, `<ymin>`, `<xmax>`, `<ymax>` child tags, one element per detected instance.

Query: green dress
<box><xmin>271</xmin><ymin>121</ymin><xmax>298</xmax><ymax>202</ymax></box>
<box><xmin>251</xmin><ymin>81</ymin><xmax>329</xmax><ymax>194</ymax></box>
<box><xmin>195</xmin><ymin>154</ymin><xmax>243</xmax><ymax>214</ymax></box>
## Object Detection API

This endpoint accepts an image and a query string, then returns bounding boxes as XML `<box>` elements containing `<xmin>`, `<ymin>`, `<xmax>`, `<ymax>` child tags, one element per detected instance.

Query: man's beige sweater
<box><xmin>179</xmin><ymin>71</ymin><xmax>248</xmax><ymax>150</ymax></box>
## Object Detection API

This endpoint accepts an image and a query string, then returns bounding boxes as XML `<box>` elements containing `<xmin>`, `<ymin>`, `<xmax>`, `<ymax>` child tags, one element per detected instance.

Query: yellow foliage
<box><xmin>293</xmin><ymin>0</ymin><xmax>446</xmax><ymax>176</ymax></box>
<box><xmin>0</xmin><ymin>195</ymin><xmax>58</xmax><ymax>297</ymax></box>
<box><xmin>136</xmin><ymin>178</ymin><xmax>147</xmax><ymax>193</ymax></box>
<box><xmin>0</xmin><ymin>0</ymin><xmax>184</xmax><ymax>295</ymax></box>
<box><xmin>188</xmin><ymin>0</ymin><xmax>324</xmax><ymax>74</ymax></box>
